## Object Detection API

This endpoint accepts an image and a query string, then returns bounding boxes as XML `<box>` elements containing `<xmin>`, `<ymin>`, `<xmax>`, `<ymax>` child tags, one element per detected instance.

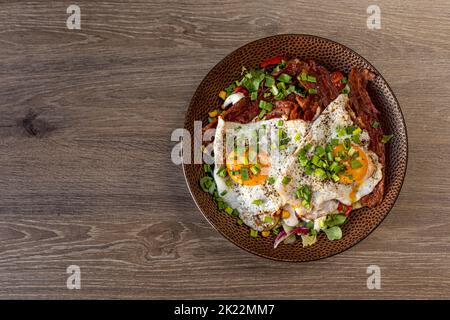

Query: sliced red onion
<box><xmin>273</xmin><ymin>230</ymin><xmax>287</xmax><ymax>249</ymax></box>
<box><xmin>223</xmin><ymin>92</ymin><xmax>245</xmax><ymax>108</ymax></box>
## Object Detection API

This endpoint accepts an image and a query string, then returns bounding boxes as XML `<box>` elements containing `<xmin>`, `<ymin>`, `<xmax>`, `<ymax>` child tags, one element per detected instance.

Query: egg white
<box><xmin>275</xmin><ymin>94</ymin><xmax>383</xmax><ymax>220</ymax></box>
<box><xmin>213</xmin><ymin>117</ymin><xmax>309</xmax><ymax>231</ymax></box>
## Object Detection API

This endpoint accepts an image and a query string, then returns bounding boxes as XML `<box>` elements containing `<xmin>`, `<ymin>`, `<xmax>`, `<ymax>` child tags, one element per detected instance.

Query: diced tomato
<box><xmin>337</xmin><ymin>202</ymin><xmax>352</xmax><ymax>216</ymax></box>
<box><xmin>295</xmin><ymin>227</ymin><xmax>310</xmax><ymax>235</ymax></box>
<box><xmin>260</xmin><ymin>56</ymin><xmax>288</xmax><ymax>69</ymax></box>
<box><xmin>344</xmin><ymin>205</ymin><xmax>353</xmax><ymax>216</ymax></box>
<box><xmin>234</xmin><ymin>86</ymin><xmax>249</xmax><ymax>95</ymax></box>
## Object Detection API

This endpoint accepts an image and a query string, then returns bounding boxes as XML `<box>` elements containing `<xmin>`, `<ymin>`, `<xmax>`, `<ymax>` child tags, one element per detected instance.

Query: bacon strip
<box><xmin>221</xmin><ymin>97</ymin><xmax>259</xmax><ymax>123</ymax></box>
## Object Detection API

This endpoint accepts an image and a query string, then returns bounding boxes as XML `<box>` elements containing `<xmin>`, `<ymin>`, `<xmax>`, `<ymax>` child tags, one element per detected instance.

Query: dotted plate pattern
<box><xmin>183</xmin><ymin>34</ymin><xmax>408</xmax><ymax>262</ymax></box>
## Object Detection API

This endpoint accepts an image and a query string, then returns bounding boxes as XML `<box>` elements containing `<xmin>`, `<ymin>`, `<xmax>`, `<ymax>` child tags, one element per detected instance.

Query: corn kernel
<box><xmin>261</xmin><ymin>230</ymin><xmax>270</xmax><ymax>237</ymax></box>
<box><xmin>282</xmin><ymin>210</ymin><xmax>290</xmax><ymax>219</ymax></box>
<box><xmin>218</xmin><ymin>90</ymin><xmax>227</xmax><ymax>100</ymax></box>
<box><xmin>208</xmin><ymin>109</ymin><xmax>219</xmax><ymax>118</ymax></box>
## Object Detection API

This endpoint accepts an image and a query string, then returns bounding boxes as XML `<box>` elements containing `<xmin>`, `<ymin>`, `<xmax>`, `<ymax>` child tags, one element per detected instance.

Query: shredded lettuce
<box><xmin>325</xmin><ymin>214</ymin><xmax>347</xmax><ymax>228</ymax></box>
<box><xmin>324</xmin><ymin>226</ymin><xmax>342</xmax><ymax>240</ymax></box>
<box><xmin>301</xmin><ymin>234</ymin><xmax>317</xmax><ymax>247</ymax></box>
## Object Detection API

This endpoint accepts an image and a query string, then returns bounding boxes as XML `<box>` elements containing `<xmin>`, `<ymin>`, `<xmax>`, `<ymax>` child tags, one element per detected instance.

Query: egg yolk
<box><xmin>226</xmin><ymin>149</ymin><xmax>270</xmax><ymax>186</ymax></box>
<box><xmin>332</xmin><ymin>144</ymin><xmax>370</xmax><ymax>202</ymax></box>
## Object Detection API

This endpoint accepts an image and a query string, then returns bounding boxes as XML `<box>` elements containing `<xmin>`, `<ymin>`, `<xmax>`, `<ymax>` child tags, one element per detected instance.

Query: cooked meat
<box><xmin>274</xmin><ymin>58</ymin><xmax>307</xmax><ymax>77</ymax></box>
<box><xmin>265</xmin><ymin>100</ymin><xmax>297</xmax><ymax>119</ymax></box>
<box><xmin>222</xmin><ymin>97</ymin><xmax>260</xmax><ymax>124</ymax></box>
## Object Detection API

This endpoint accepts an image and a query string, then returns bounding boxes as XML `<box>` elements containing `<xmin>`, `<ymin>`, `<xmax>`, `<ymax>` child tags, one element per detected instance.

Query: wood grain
<box><xmin>0</xmin><ymin>0</ymin><xmax>449</xmax><ymax>299</ymax></box>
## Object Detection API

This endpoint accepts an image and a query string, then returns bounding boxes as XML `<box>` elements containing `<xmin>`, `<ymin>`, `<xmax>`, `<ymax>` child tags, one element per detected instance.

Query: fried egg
<box><xmin>275</xmin><ymin>94</ymin><xmax>383</xmax><ymax>220</ymax></box>
<box><xmin>213</xmin><ymin>116</ymin><xmax>309</xmax><ymax>231</ymax></box>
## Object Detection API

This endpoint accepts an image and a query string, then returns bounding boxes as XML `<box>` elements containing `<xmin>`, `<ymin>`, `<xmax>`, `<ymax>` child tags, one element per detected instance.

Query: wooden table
<box><xmin>0</xmin><ymin>0</ymin><xmax>449</xmax><ymax>299</ymax></box>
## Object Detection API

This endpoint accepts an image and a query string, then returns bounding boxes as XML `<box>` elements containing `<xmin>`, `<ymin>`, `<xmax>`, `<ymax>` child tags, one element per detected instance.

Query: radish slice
<box><xmin>223</xmin><ymin>92</ymin><xmax>245</xmax><ymax>108</ymax></box>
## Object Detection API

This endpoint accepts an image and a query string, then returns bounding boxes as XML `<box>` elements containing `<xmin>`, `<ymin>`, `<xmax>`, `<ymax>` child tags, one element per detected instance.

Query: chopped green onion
<box><xmin>250</xmin><ymin>229</ymin><xmax>258</xmax><ymax>237</ymax></box>
<box><xmin>265</xmin><ymin>75</ymin><xmax>275</xmax><ymax>87</ymax></box>
<box><xmin>220</xmin><ymin>190</ymin><xmax>228</xmax><ymax>196</ymax></box>
<box><xmin>341</xmin><ymin>76</ymin><xmax>348</xmax><ymax>84</ymax></box>
<box><xmin>351</xmin><ymin>134</ymin><xmax>360</xmax><ymax>144</ymax></box>
<box><xmin>270</xmin><ymin>84</ymin><xmax>279</xmax><ymax>96</ymax></box>
<box><xmin>341</xmin><ymin>84</ymin><xmax>351</xmax><ymax>94</ymax></box>
<box><xmin>259</xmin><ymin>100</ymin><xmax>273</xmax><ymax>112</ymax></box>
<box><xmin>311</xmin><ymin>155</ymin><xmax>320</xmax><ymax>166</ymax></box>
<box><xmin>306</xmin><ymin>75</ymin><xmax>317</xmax><ymax>83</ymax></box>
<box><xmin>277</xmin><ymin>119</ymin><xmax>284</xmax><ymax>126</ymax></box>
<box><xmin>278</xmin><ymin>73</ymin><xmax>292</xmax><ymax>83</ymax></box>
<box><xmin>372</xmin><ymin>120</ymin><xmax>380</xmax><ymax>129</ymax></box>
<box><xmin>264</xmin><ymin>216</ymin><xmax>273</xmax><ymax>223</ymax></box>
<box><xmin>294</xmin><ymin>133</ymin><xmax>301</xmax><ymax>141</ymax></box>
<box><xmin>200</xmin><ymin>176</ymin><xmax>216</xmax><ymax>194</ymax></box>
<box><xmin>250</xmin><ymin>165</ymin><xmax>260</xmax><ymax>175</ymax></box>
<box><xmin>240</xmin><ymin>167</ymin><xmax>249</xmax><ymax>180</ymax></box>
<box><xmin>250</xmin><ymin>91</ymin><xmax>258</xmax><ymax>101</ymax></box>
<box><xmin>299</xmin><ymin>157</ymin><xmax>309</xmax><ymax>167</ymax></box>
<box><xmin>252</xmin><ymin>199</ymin><xmax>264</xmax><ymax>205</ymax></box>
<box><xmin>308</xmin><ymin>88</ymin><xmax>318</xmax><ymax>94</ymax></box>
<box><xmin>348</xmin><ymin>147</ymin><xmax>356</xmax><ymax>157</ymax></box>
<box><xmin>237</xmin><ymin>219</ymin><xmax>243</xmax><ymax>226</ymax></box>
<box><xmin>225</xmin><ymin>207</ymin><xmax>234</xmax><ymax>215</ymax></box>
<box><xmin>332</xmin><ymin>174</ymin><xmax>340</xmax><ymax>182</ymax></box>
<box><xmin>350</xmin><ymin>159</ymin><xmax>363</xmax><ymax>169</ymax></box>
<box><xmin>304</xmin><ymin>166</ymin><xmax>313</xmax><ymax>175</ymax></box>
<box><xmin>353</xmin><ymin>127</ymin><xmax>362</xmax><ymax>135</ymax></box>
<box><xmin>277</xmin><ymin>128</ymin><xmax>283</xmax><ymax>138</ymax></box>
<box><xmin>282</xmin><ymin>176</ymin><xmax>291</xmax><ymax>185</ymax></box>
<box><xmin>327</xmin><ymin>152</ymin><xmax>334</xmax><ymax>161</ymax></box>
<box><xmin>258</xmin><ymin>109</ymin><xmax>266</xmax><ymax>119</ymax></box>
<box><xmin>315</xmin><ymin>145</ymin><xmax>325</xmax><ymax>156</ymax></box>
<box><xmin>203</xmin><ymin>164</ymin><xmax>212</xmax><ymax>173</ymax></box>
<box><xmin>274</xmin><ymin>92</ymin><xmax>285</xmax><ymax>100</ymax></box>
<box><xmin>225</xmin><ymin>179</ymin><xmax>233</xmax><ymax>187</ymax></box>
<box><xmin>381</xmin><ymin>134</ymin><xmax>393</xmax><ymax>143</ymax></box>
<box><xmin>263</xmin><ymin>92</ymin><xmax>271</xmax><ymax>98</ymax></box>
<box><xmin>267</xmin><ymin>176</ymin><xmax>275</xmax><ymax>185</ymax></box>
<box><xmin>318</xmin><ymin>159</ymin><xmax>327</xmax><ymax>168</ymax></box>
<box><xmin>345</xmin><ymin>126</ymin><xmax>356</xmax><ymax>134</ymax></box>
<box><xmin>230</xmin><ymin>170</ymin><xmax>240</xmax><ymax>176</ymax></box>
<box><xmin>277</xmin><ymin>82</ymin><xmax>286</xmax><ymax>90</ymax></box>
<box><xmin>314</xmin><ymin>168</ymin><xmax>326</xmax><ymax>179</ymax></box>
<box><xmin>343</xmin><ymin>138</ymin><xmax>351</xmax><ymax>150</ymax></box>
<box><xmin>208</xmin><ymin>117</ymin><xmax>216</xmax><ymax>123</ymax></box>
<box><xmin>287</xmin><ymin>85</ymin><xmax>296</xmax><ymax>94</ymax></box>
<box><xmin>331</xmin><ymin>138</ymin><xmax>339</xmax><ymax>146</ymax></box>
<box><xmin>217</xmin><ymin>166</ymin><xmax>228</xmax><ymax>177</ymax></box>
<box><xmin>299</xmin><ymin>72</ymin><xmax>308</xmax><ymax>81</ymax></box>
